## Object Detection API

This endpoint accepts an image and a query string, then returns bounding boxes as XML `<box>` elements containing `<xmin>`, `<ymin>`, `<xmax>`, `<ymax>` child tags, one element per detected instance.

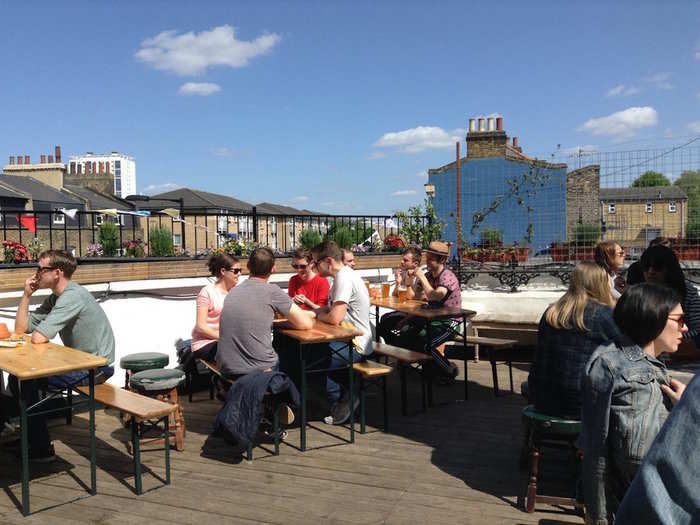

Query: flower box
<box><xmin>573</xmin><ymin>246</ymin><xmax>595</xmax><ymax>261</ymax></box>
<box><xmin>550</xmin><ymin>243</ymin><xmax>571</xmax><ymax>262</ymax></box>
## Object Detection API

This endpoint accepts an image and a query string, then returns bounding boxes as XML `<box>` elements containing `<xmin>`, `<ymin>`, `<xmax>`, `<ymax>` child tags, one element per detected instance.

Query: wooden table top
<box><xmin>0</xmin><ymin>336</ymin><xmax>108</xmax><ymax>380</ymax></box>
<box><xmin>275</xmin><ymin>320</ymin><xmax>363</xmax><ymax>344</ymax></box>
<box><xmin>371</xmin><ymin>297</ymin><xmax>476</xmax><ymax>320</ymax></box>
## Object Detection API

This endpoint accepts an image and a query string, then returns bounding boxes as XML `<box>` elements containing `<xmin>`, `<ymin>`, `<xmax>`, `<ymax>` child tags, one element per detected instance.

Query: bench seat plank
<box><xmin>354</xmin><ymin>360</ymin><xmax>392</xmax><ymax>377</ymax></box>
<box><xmin>77</xmin><ymin>384</ymin><xmax>176</xmax><ymax>420</ymax></box>
<box><xmin>372</xmin><ymin>342</ymin><xmax>431</xmax><ymax>363</ymax></box>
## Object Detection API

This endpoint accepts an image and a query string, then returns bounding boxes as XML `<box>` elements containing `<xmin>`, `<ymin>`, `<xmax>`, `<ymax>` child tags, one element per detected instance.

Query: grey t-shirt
<box><xmin>28</xmin><ymin>281</ymin><xmax>115</xmax><ymax>364</ymax></box>
<box><xmin>217</xmin><ymin>278</ymin><xmax>292</xmax><ymax>376</ymax></box>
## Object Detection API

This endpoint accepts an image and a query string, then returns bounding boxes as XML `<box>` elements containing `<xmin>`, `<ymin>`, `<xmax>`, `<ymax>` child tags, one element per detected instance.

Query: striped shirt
<box><xmin>682</xmin><ymin>280</ymin><xmax>700</xmax><ymax>345</ymax></box>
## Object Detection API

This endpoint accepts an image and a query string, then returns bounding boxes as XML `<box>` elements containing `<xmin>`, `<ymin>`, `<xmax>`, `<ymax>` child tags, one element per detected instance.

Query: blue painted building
<box><xmin>428</xmin><ymin>118</ymin><xmax>568</xmax><ymax>255</ymax></box>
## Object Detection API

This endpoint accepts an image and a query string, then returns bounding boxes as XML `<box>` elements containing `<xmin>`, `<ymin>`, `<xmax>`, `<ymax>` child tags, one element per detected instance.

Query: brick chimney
<box><xmin>40</xmin><ymin>154</ymin><xmax>46</xmax><ymax>164</ymax></box>
<box><xmin>466</xmin><ymin>115</ymin><xmax>509</xmax><ymax>159</ymax></box>
<box><xmin>55</xmin><ymin>145</ymin><xmax>61</xmax><ymax>163</ymax></box>
<box><xmin>24</xmin><ymin>155</ymin><xmax>30</xmax><ymax>164</ymax></box>
<box><xmin>17</xmin><ymin>155</ymin><xmax>23</xmax><ymax>165</ymax></box>
<box><xmin>105</xmin><ymin>162</ymin><xmax>109</xmax><ymax>174</ymax></box>
<box><xmin>48</xmin><ymin>155</ymin><xmax>54</xmax><ymax>163</ymax></box>
<box><xmin>77</xmin><ymin>163</ymin><xmax>82</xmax><ymax>174</ymax></box>
<box><xmin>8</xmin><ymin>155</ymin><xmax>14</xmax><ymax>165</ymax></box>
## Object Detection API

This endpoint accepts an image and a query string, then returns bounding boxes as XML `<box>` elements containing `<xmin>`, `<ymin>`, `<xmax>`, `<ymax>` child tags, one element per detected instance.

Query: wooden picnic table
<box><xmin>0</xmin><ymin>336</ymin><xmax>107</xmax><ymax>516</ymax></box>
<box><xmin>274</xmin><ymin>320</ymin><xmax>363</xmax><ymax>451</ymax></box>
<box><xmin>370</xmin><ymin>297</ymin><xmax>476</xmax><ymax>401</ymax></box>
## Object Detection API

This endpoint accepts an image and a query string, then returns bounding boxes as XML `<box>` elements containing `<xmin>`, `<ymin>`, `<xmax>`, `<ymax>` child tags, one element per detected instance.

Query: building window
<box><xmin>95</xmin><ymin>214</ymin><xmax>104</xmax><ymax>225</ymax></box>
<box><xmin>173</xmin><ymin>233</ymin><xmax>182</xmax><ymax>246</ymax></box>
<box><xmin>669</xmin><ymin>201</ymin><xmax>677</xmax><ymax>213</ymax></box>
<box><xmin>608</xmin><ymin>202</ymin><xmax>616</xmax><ymax>214</ymax></box>
<box><xmin>646</xmin><ymin>202</ymin><xmax>653</xmax><ymax>213</ymax></box>
<box><xmin>53</xmin><ymin>208</ymin><xmax>65</xmax><ymax>224</ymax></box>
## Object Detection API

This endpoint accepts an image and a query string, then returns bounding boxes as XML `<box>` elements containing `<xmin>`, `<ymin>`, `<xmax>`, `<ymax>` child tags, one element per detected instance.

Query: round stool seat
<box><xmin>120</xmin><ymin>352</ymin><xmax>169</xmax><ymax>373</ymax></box>
<box><xmin>130</xmin><ymin>368</ymin><xmax>185</xmax><ymax>393</ymax></box>
<box><xmin>521</xmin><ymin>405</ymin><xmax>581</xmax><ymax>435</ymax></box>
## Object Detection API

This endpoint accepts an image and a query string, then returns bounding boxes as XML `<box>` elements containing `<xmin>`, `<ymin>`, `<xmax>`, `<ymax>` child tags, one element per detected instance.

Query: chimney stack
<box><xmin>478</xmin><ymin>118</ymin><xmax>485</xmax><ymax>132</ymax></box>
<box><xmin>24</xmin><ymin>155</ymin><xmax>30</xmax><ymax>164</ymax></box>
<box><xmin>55</xmin><ymin>145</ymin><xmax>61</xmax><ymax>163</ymax></box>
<box><xmin>8</xmin><ymin>155</ymin><xmax>14</xmax><ymax>165</ymax></box>
<box><xmin>496</xmin><ymin>117</ymin><xmax>503</xmax><ymax>131</ymax></box>
<box><xmin>40</xmin><ymin>154</ymin><xmax>46</xmax><ymax>164</ymax></box>
<box><xmin>468</xmin><ymin>118</ymin><xmax>476</xmax><ymax>132</ymax></box>
<box><xmin>48</xmin><ymin>155</ymin><xmax>54</xmax><ymax>163</ymax></box>
<box><xmin>105</xmin><ymin>162</ymin><xmax>109</xmax><ymax>174</ymax></box>
<box><xmin>487</xmin><ymin>117</ymin><xmax>495</xmax><ymax>131</ymax></box>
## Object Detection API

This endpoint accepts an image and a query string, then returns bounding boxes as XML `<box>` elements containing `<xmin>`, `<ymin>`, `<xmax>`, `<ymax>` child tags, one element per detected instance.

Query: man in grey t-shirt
<box><xmin>217</xmin><ymin>247</ymin><xmax>313</xmax><ymax>377</ymax></box>
<box><xmin>12</xmin><ymin>250</ymin><xmax>115</xmax><ymax>462</ymax></box>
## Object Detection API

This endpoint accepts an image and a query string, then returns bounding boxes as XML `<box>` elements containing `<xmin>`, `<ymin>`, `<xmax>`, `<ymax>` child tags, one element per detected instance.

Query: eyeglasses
<box><xmin>226</xmin><ymin>268</ymin><xmax>242</xmax><ymax>275</ymax></box>
<box><xmin>668</xmin><ymin>314</ymin><xmax>685</xmax><ymax>329</ymax></box>
<box><xmin>35</xmin><ymin>266</ymin><xmax>56</xmax><ymax>275</ymax></box>
<box><xmin>291</xmin><ymin>263</ymin><xmax>308</xmax><ymax>270</ymax></box>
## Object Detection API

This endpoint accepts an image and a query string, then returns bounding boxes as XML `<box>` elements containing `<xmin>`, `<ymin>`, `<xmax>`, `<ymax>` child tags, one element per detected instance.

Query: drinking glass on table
<box><xmin>397</xmin><ymin>286</ymin><xmax>408</xmax><ymax>302</ymax></box>
<box><xmin>381</xmin><ymin>282</ymin><xmax>390</xmax><ymax>298</ymax></box>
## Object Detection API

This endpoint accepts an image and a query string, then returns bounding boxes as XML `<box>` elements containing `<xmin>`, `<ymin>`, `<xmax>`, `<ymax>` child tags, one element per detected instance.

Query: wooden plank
<box><xmin>371</xmin><ymin>297</ymin><xmax>476</xmax><ymax>320</ymax></box>
<box><xmin>353</xmin><ymin>360</ymin><xmax>392</xmax><ymax>377</ymax></box>
<box><xmin>275</xmin><ymin>320</ymin><xmax>362</xmax><ymax>343</ymax></box>
<box><xmin>372</xmin><ymin>342</ymin><xmax>431</xmax><ymax>363</ymax></box>
<box><xmin>0</xmin><ymin>340</ymin><xmax>108</xmax><ymax>379</ymax></box>
<box><xmin>77</xmin><ymin>383</ymin><xmax>175</xmax><ymax>420</ymax></box>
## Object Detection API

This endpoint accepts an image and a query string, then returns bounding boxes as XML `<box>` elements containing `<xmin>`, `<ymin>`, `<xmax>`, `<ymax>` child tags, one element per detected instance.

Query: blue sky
<box><xmin>0</xmin><ymin>1</ymin><xmax>698</xmax><ymax>214</ymax></box>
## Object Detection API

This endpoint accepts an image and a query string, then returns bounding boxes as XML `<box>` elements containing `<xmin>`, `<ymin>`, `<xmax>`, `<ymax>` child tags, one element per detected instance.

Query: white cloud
<box><xmin>178</xmin><ymin>82</ymin><xmax>221</xmax><ymax>96</ymax></box>
<box><xmin>562</xmin><ymin>145</ymin><xmax>598</xmax><ymax>157</ymax></box>
<box><xmin>135</xmin><ymin>25</ymin><xmax>281</xmax><ymax>76</ymax></box>
<box><xmin>664</xmin><ymin>128</ymin><xmax>674</xmax><ymax>138</ymax></box>
<box><xmin>289</xmin><ymin>195</ymin><xmax>309</xmax><ymax>203</ymax></box>
<box><xmin>373</xmin><ymin>126</ymin><xmax>465</xmax><ymax>154</ymax></box>
<box><xmin>643</xmin><ymin>72</ymin><xmax>673</xmax><ymax>90</ymax></box>
<box><xmin>390</xmin><ymin>190</ymin><xmax>418</xmax><ymax>197</ymax></box>
<box><xmin>322</xmin><ymin>201</ymin><xmax>336</xmax><ymax>207</ymax></box>
<box><xmin>209</xmin><ymin>146</ymin><xmax>233</xmax><ymax>157</ymax></box>
<box><xmin>368</xmin><ymin>151</ymin><xmax>387</xmax><ymax>160</ymax></box>
<box><xmin>578</xmin><ymin>106</ymin><xmax>658</xmax><ymax>140</ymax></box>
<box><xmin>695</xmin><ymin>51</ymin><xmax>700</xmax><ymax>60</ymax></box>
<box><xmin>416</xmin><ymin>171</ymin><xmax>428</xmax><ymax>180</ymax></box>
<box><xmin>142</xmin><ymin>182</ymin><xmax>183</xmax><ymax>195</ymax></box>
<box><xmin>688</xmin><ymin>121</ymin><xmax>700</xmax><ymax>134</ymax></box>
<box><xmin>606</xmin><ymin>84</ymin><xmax>639</xmax><ymax>97</ymax></box>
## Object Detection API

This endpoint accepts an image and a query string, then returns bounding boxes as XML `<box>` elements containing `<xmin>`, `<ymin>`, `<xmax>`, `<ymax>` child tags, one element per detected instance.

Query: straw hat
<box><xmin>424</xmin><ymin>241</ymin><xmax>450</xmax><ymax>257</ymax></box>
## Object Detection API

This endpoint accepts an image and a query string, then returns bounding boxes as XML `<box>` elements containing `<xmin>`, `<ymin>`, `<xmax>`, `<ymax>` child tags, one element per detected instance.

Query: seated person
<box><xmin>341</xmin><ymin>249</ymin><xmax>356</xmax><ymax>269</ymax></box>
<box><xmin>582</xmin><ymin>282</ymin><xmax>687</xmax><ymax>524</ymax></box>
<box><xmin>191</xmin><ymin>253</ymin><xmax>241</xmax><ymax>362</ymax></box>
<box><xmin>12</xmin><ymin>250</ymin><xmax>115</xmax><ymax>462</ymax></box>
<box><xmin>381</xmin><ymin>241</ymin><xmax>462</xmax><ymax>381</ymax></box>
<box><xmin>528</xmin><ymin>261</ymin><xmax>621</xmax><ymax>419</ymax></box>
<box><xmin>377</xmin><ymin>246</ymin><xmax>422</xmax><ymax>342</ymax></box>
<box><xmin>594</xmin><ymin>241</ymin><xmax>626</xmax><ymax>300</ymax></box>
<box><xmin>309</xmin><ymin>241</ymin><xmax>373</xmax><ymax>425</ymax></box>
<box><xmin>216</xmin><ymin>247</ymin><xmax>312</xmax><ymax>378</ymax></box>
<box><xmin>625</xmin><ymin>236</ymin><xmax>671</xmax><ymax>286</ymax></box>
<box><xmin>287</xmin><ymin>248</ymin><xmax>329</xmax><ymax>310</ymax></box>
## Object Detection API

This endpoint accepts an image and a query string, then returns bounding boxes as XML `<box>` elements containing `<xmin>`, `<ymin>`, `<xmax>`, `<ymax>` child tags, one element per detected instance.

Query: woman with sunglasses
<box><xmin>582</xmin><ymin>283</ymin><xmax>688</xmax><ymax>524</ymax></box>
<box><xmin>594</xmin><ymin>241</ymin><xmax>626</xmax><ymax>301</ymax></box>
<box><xmin>287</xmin><ymin>248</ymin><xmax>329</xmax><ymax>310</ymax></box>
<box><xmin>191</xmin><ymin>253</ymin><xmax>241</xmax><ymax>361</ymax></box>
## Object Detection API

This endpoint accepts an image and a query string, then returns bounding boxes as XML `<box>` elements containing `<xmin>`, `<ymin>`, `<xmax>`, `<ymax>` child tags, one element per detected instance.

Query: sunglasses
<box><xmin>226</xmin><ymin>268</ymin><xmax>242</xmax><ymax>275</ymax></box>
<box><xmin>292</xmin><ymin>263</ymin><xmax>309</xmax><ymax>270</ymax></box>
<box><xmin>668</xmin><ymin>314</ymin><xmax>685</xmax><ymax>329</ymax></box>
<box><xmin>35</xmin><ymin>266</ymin><xmax>57</xmax><ymax>275</ymax></box>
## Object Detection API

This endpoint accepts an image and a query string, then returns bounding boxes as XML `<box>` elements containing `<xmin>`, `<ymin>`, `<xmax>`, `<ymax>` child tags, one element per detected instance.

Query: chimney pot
<box><xmin>40</xmin><ymin>154</ymin><xmax>46</xmax><ymax>164</ymax></box>
<box><xmin>48</xmin><ymin>155</ymin><xmax>54</xmax><ymax>163</ymax></box>
<box><xmin>105</xmin><ymin>162</ymin><xmax>110</xmax><ymax>174</ymax></box>
<box><xmin>54</xmin><ymin>145</ymin><xmax>61</xmax><ymax>163</ymax></box>
<box><xmin>513</xmin><ymin>137</ymin><xmax>519</xmax><ymax>148</ymax></box>
<box><xmin>487</xmin><ymin>117</ymin><xmax>495</xmax><ymax>131</ymax></box>
<box><xmin>17</xmin><ymin>155</ymin><xmax>23</xmax><ymax>165</ymax></box>
<box><xmin>468</xmin><ymin>118</ymin><xmax>476</xmax><ymax>132</ymax></box>
<box><xmin>9</xmin><ymin>155</ymin><xmax>14</xmax><ymax>165</ymax></box>
<box><xmin>496</xmin><ymin>117</ymin><xmax>503</xmax><ymax>131</ymax></box>
<box><xmin>24</xmin><ymin>155</ymin><xmax>30</xmax><ymax>164</ymax></box>
<box><xmin>478</xmin><ymin>118</ymin><xmax>485</xmax><ymax>132</ymax></box>
<box><xmin>77</xmin><ymin>164</ymin><xmax>82</xmax><ymax>174</ymax></box>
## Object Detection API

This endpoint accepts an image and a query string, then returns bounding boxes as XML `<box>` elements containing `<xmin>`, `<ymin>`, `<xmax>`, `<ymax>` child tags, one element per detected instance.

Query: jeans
<box><xmin>325</xmin><ymin>341</ymin><xmax>364</xmax><ymax>404</ymax></box>
<box><xmin>10</xmin><ymin>365</ymin><xmax>114</xmax><ymax>450</ymax></box>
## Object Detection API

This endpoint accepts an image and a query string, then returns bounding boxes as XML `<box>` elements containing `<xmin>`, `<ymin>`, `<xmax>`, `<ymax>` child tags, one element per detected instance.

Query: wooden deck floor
<box><xmin>0</xmin><ymin>356</ymin><xmax>583</xmax><ymax>524</ymax></box>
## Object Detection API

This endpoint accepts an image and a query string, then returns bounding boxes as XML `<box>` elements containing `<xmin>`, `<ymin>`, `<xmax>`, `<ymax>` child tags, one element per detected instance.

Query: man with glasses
<box><xmin>287</xmin><ymin>248</ymin><xmax>329</xmax><ymax>310</ymax></box>
<box><xmin>10</xmin><ymin>250</ymin><xmax>115</xmax><ymax>462</ymax></box>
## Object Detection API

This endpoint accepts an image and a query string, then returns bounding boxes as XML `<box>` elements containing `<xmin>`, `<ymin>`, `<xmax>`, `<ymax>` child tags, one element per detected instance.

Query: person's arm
<box><xmin>286</xmin><ymin>302</ymin><xmax>314</xmax><ymax>330</ymax></box>
<box><xmin>31</xmin><ymin>295</ymin><xmax>83</xmax><ymax>344</ymax></box>
<box><xmin>660</xmin><ymin>378</ymin><xmax>686</xmax><ymax>406</ymax></box>
<box><xmin>582</xmin><ymin>356</ymin><xmax>615</xmax><ymax>525</ymax></box>
<box><xmin>414</xmin><ymin>268</ymin><xmax>448</xmax><ymax>301</ymax></box>
<box><xmin>195</xmin><ymin>305</ymin><xmax>219</xmax><ymax>340</ymax></box>
<box><xmin>14</xmin><ymin>276</ymin><xmax>39</xmax><ymax>335</ymax></box>
<box><xmin>392</xmin><ymin>269</ymin><xmax>402</xmax><ymax>297</ymax></box>
<box><xmin>404</xmin><ymin>269</ymin><xmax>419</xmax><ymax>300</ymax></box>
<box><xmin>317</xmin><ymin>301</ymin><xmax>348</xmax><ymax>326</ymax></box>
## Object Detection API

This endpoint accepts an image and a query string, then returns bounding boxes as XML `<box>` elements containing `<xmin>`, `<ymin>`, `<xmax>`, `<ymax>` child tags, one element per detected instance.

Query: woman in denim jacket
<box><xmin>582</xmin><ymin>283</ymin><xmax>688</xmax><ymax>524</ymax></box>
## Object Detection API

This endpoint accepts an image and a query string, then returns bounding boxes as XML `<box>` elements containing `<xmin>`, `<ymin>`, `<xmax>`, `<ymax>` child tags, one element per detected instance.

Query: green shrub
<box><xmin>300</xmin><ymin>229</ymin><xmax>322</xmax><ymax>250</ymax></box>
<box><xmin>325</xmin><ymin>225</ymin><xmax>354</xmax><ymax>250</ymax></box>
<box><xmin>687</xmin><ymin>218</ymin><xmax>700</xmax><ymax>243</ymax></box>
<box><xmin>574</xmin><ymin>223</ymin><xmax>601</xmax><ymax>246</ymax></box>
<box><xmin>479</xmin><ymin>227</ymin><xmax>503</xmax><ymax>247</ymax></box>
<box><xmin>149</xmin><ymin>227</ymin><xmax>175</xmax><ymax>256</ymax></box>
<box><xmin>98</xmin><ymin>222</ymin><xmax>119</xmax><ymax>257</ymax></box>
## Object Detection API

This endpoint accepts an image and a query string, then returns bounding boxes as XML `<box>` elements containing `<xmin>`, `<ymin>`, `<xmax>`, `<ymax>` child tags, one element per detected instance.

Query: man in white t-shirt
<box><xmin>309</xmin><ymin>241</ymin><xmax>373</xmax><ymax>424</ymax></box>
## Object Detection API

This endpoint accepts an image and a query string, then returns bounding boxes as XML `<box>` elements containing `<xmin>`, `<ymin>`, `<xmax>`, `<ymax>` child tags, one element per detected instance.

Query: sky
<box><xmin>0</xmin><ymin>0</ymin><xmax>698</xmax><ymax>214</ymax></box>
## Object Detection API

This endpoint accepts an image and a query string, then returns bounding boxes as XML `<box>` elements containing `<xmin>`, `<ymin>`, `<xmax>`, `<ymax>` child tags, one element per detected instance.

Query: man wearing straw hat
<box><xmin>382</xmin><ymin>241</ymin><xmax>462</xmax><ymax>382</ymax></box>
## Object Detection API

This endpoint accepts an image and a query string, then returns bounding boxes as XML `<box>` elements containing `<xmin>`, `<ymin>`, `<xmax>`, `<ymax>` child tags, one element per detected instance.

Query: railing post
<box><xmin>252</xmin><ymin>206</ymin><xmax>258</xmax><ymax>244</ymax></box>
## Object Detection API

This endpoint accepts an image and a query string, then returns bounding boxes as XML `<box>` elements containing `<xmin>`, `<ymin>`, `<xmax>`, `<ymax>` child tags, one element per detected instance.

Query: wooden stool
<box><xmin>129</xmin><ymin>368</ymin><xmax>187</xmax><ymax>451</ymax></box>
<box><xmin>521</xmin><ymin>405</ymin><xmax>582</xmax><ymax>513</ymax></box>
<box><xmin>119</xmin><ymin>352</ymin><xmax>169</xmax><ymax>389</ymax></box>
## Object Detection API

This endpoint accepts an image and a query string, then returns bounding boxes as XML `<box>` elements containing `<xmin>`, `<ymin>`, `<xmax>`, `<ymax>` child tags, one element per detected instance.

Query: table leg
<box><xmin>375</xmin><ymin>305</ymin><xmax>380</xmax><ymax>342</ymax></box>
<box><xmin>18</xmin><ymin>380</ymin><xmax>29</xmax><ymax>516</ymax></box>
<box><xmin>164</xmin><ymin>416</ymin><xmax>171</xmax><ymax>484</ymax></box>
<box><xmin>426</xmin><ymin>321</ymin><xmax>433</xmax><ymax>407</ymax></box>
<box><xmin>463</xmin><ymin>315</ymin><xmax>469</xmax><ymax>401</ymax></box>
<box><xmin>488</xmin><ymin>346</ymin><xmax>500</xmax><ymax>397</ymax></box>
<box><xmin>89</xmin><ymin>369</ymin><xmax>97</xmax><ymax>495</ymax></box>
<box><xmin>299</xmin><ymin>343</ymin><xmax>307</xmax><ymax>452</ymax></box>
<box><xmin>348</xmin><ymin>342</ymin><xmax>354</xmax><ymax>444</ymax></box>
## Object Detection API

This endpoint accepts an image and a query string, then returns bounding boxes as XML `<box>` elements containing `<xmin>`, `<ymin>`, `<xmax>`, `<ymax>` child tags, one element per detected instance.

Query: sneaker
<box><xmin>0</xmin><ymin>422</ymin><xmax>20</xmax><ymax>445</ymax></box>
<box><xmin>14</xmin><ymin>443</ymin><xmax>56</xmax><ymax>463</ymax></box>
<box><xmin>323</xmin><ymin>395</ymin><xmax>360</xmax><ymax>425</ymax></box>
<box><xmin>259</xmin><ymin>419</ymin><xmax>288</xmax><ymax>441</ymax></box>
<box><xmin>276</xmin><ymin>403</ymin><xmax>295</xmax><ymax>426</ymax></box>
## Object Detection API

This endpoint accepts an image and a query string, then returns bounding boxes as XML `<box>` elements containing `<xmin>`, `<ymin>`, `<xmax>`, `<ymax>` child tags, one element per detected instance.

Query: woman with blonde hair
<box><xmin>527</xmin><ymin>261</ymin><xmax>622</xmax><ymax>418</ymax></box>
<box><xmin>594</xmin><ymin>241</ymin><xmax>626</xmax><ymax>300</ymax></box>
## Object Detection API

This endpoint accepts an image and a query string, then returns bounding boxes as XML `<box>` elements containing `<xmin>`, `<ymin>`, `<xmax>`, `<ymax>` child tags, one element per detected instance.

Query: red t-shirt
<box><xmin>288</xmin><ymin>274</ymin><xmax>330</xmax><ymax>309</ymax></box>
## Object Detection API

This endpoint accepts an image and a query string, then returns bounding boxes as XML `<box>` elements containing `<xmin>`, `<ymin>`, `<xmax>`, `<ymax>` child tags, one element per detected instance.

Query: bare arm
<box><xmin>286</xmin><ymin>303</ymin><xmax>314</xmax><ymax>330</ymax></box>
<box><xmin>317</xmin><ymin>301</ymin><xmax>348</xmax><ymax>326</ymax></box>
<box><xmin>15</xmin><ymin>276</ymin><xmax>38</xmax><ymax>335</ymax></box>
<box><xmin>194</xmin><ymin>305</ymin><xmax>219</xmax><ymax>340</ymax></box>
<box><xmin>414</xmin><ymin>269</ymin><xmax>447</xmax><ymax>301</ymax></box>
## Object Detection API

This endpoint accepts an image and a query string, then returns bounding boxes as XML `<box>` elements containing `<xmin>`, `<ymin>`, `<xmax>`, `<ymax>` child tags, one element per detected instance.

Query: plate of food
<box><xmin>0</xmin><ymin>340</ymin><xmax>20</xmax><ymax>348</ymax></box>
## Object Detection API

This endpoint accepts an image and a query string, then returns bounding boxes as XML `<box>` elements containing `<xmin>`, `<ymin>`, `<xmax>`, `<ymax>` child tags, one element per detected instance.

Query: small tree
<box><xmin>149</xmin><ymin>227</ymin><xmax>175</xmax><ymax>256</ymax></box>
<box><xmin>324</xmin><ymin>225</ymin><xmax>354</xmax><ymax>250</ymax></box>
<box><xmin>299</xmin><ymin>228</ymin><xmax>322</xmax><ymax>250</ymax></box>
<box><xmin>479</xmin><ymin>227</ymin><xmax>503</xmax><ymax>247</ymax></box>
<box><xmin>394</xmin><ymin>199</ymin><xmax>444</xmax><ymax>248</ymax></box>
<box><xmin>674</xmin><ymin>170</ymin><xmax>700</xmax><ymax>219</ymax></box>
<box><xmin>573</xmin><ymin>223</ymin><xmax>601</xmax><ymax>246</ymax></box>
<box><xmin>98</xmin><ymin>222</ymin><xmax>119</xmax><ymax>257</ymax></box>
<box><xmin>631</xmin><ymin>171</ymin><xmax>671</xmax><ymax>188</ymax></box>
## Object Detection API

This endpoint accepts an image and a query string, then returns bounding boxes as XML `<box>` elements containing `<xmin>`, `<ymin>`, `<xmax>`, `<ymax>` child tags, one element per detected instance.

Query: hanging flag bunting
<box><xmin>16</xmin><ymin>214</ymin><xmax>37</xmax><ymax>234</ymax></box>
<box><xmin>385</xmin><ymin>218</ymin><xmax>398</xmax><ymax>229</ymax></box>
<box><xmin>96</xmin><ymin>208</ymin><xmax>119</xmax><ymax>218</ymax></box>
<box><xmin>60</xmin><ymin>208</ymin><xmax>78</xmax><ymax>220</ymax></box>
<box><xmin>159</xmin><ymin>208</ymin><xmax>181</xmax><ymax>219</ymax></box>
<box><xmin>118</xmin><ymin>210</ymin><xmax>151</xmax><ymax>217</ymax></box>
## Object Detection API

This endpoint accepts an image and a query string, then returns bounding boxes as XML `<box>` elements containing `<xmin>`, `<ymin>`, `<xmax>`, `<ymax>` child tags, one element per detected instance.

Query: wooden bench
<box><xmin>353</xmin><ymin>360</ymin><xmax>393</xmax><ymax>434</ymax></box>
<box><xmin>77</xmin><ymin>383</ymin><xmax>176</xmax><ymax>495</ymax></box>
<box><xmin>457</xmin><ymin>335</ymin><xmax>518</xmax><ymax>396</ymax></box>
<box><xmin>193</xmin><ymin>359</ymin><xmax>235</xmax><ymax>401</ymax></box>
<box><xmin>372</xmin><ymin>342</ymin><xmax>431</xmax><ymax>416</ymax></box>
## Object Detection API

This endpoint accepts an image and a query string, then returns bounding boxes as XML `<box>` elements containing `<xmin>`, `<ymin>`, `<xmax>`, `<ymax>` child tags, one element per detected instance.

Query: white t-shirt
<box><xmin>329</xmin><ymin>265</ymin><xmax>373</xmax><ymax>355</ymax></box>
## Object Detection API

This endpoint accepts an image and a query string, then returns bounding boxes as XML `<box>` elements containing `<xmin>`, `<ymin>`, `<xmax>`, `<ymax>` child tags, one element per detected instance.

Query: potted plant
<box><xmin>2</xmin><ymin>240</ymin><xmax>29</xmax><ymax>264</ymax></box>
<box><xmin>550</xmin><ymin>240</ymin><xmax>571</xmax><ymax>262</ymax></box>
<box><xmin>123</xmin><ymin>239</ymin><xmax>146</xmax><ymax>258</ymax></box>
<box><xmin>504</xmin><ymin>241</ymin><xmax>530</xmax><ymax>263</ymax></box>
<box><xmin>573</xmin><ymin>223</ymin><xmax>601</xmax><ymax>260</ymax></box>
<box><xmin>384</xmin><ymin>234</ymin><xmax>405</xmax><ymax>252</ymax></box>
<box><xmin>98</xmin><ymin>222</ymin><xmax>120</xmax><ymax>257</ymax></box>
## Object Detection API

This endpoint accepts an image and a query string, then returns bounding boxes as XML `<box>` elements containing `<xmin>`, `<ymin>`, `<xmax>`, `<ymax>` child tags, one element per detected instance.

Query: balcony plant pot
<box><xmin>551</xmin><ymin>243</ymin><xmax>571</xmax><ymax>262</ymax></box>
<box><xmin>574</xmin><ymin>246</ymin><xmax>595</xmax><ymax>260</ymax></box>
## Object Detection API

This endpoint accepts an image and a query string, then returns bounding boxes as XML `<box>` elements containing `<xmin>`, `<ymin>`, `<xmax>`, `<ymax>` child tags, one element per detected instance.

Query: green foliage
<box><xmin>687</xmin><ymin>217</ymin><xmax>700</xmax><ymax>242</ymax></box>
<box><xmin>674</xmin><ymin>170</ymin><xmax>700</xmax><ymax>220</ymax></box>
<box><xmin>98</xmin><ymin>222</ymin><xmax>119</xmax><ymax>257</ymax></box>
<box><xmin>149</xmin><ymin>227</ymin><xmax>175</xmax><ymax>257</ymax></box>
<box><xmin>394</xmin><ymin>199</ymin><xmax>444</xmax><ymax>248</ymax></box>
<box><xmin>631</xmin><ymin>171</ymin><xmax>671</xmax><ymax>187</ymax></box>
<box><xmin>299</xmin><ymin>228</ymin><xmax>322</xmax><ymax>250</ymax></box>
<box><xmin>479</xmin><ymin>227</ymin><xmax>503</xmax><ymax>247</ymax></box>
<box><xmin>325</xmin><ymin>225</ymin><xmax>354</xmax><ymax>250</ymax></box>
<box><xmin>573</xmin><ymin>223</ymin><xmax>601</xmax><ymax>246</ymax></box>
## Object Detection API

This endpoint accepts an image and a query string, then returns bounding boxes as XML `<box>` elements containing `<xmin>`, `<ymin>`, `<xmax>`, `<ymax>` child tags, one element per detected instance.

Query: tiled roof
<box><xmin>600</xmin><ymin>186</ymin><xmax>687</xmax><ymax>201</ymax></box>
<box><xmin>151</xmin><ymin>188</ymin><xmax>253</xmax><ymax>212</ymax></box>
<box><xmin>0</xmin><ymin>175</ymin><xmax>83</xmax><ymax>205</ymax></box>
<box><xmin>64</xmin><ymin>185</ymin><xmax>135</xmax><ymax>210</ymax></box>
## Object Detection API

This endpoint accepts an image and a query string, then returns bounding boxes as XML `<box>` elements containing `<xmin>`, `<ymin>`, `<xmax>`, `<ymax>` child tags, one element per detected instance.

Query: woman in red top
<box><xmin>288</xmin><ymin>248</ymin><xmax>329</xmax><ymax>310</ymax></box>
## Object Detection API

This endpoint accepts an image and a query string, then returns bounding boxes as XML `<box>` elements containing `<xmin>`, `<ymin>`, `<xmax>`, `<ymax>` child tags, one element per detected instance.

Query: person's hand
<box><xmin>24</xmin><ymin>276</ymin><xmax>39</xmax><ymax>297</ymax></box>
<box><xmin>395</xmin><ymin>269</ymin><xmax>403</xmax><ymax>285</ymax></box>
<box><xmin>414</xmin><ymin>267</ymin><xmax>425</xmax><ymax>280</ymax></box>
<box><xmin>293</xmin><ymin>294</ymin><xmax>308</xmax><ymax>306</ymax></box>
<box><xmin>661</xmin><ymin>378</ymin><xmax>686</xmax><ymax>406</ymax></box>
<box><xmin>406</xmin><ymin>268</ymin><xmax>417</xmax><ymax>279</ymax></box>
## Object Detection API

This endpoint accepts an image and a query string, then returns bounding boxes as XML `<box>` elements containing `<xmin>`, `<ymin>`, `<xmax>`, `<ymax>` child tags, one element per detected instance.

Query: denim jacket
<box><xmin>582</xmin><ymin>342</ymin><xmax>672</xmax><ymax>525</ymax></box>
